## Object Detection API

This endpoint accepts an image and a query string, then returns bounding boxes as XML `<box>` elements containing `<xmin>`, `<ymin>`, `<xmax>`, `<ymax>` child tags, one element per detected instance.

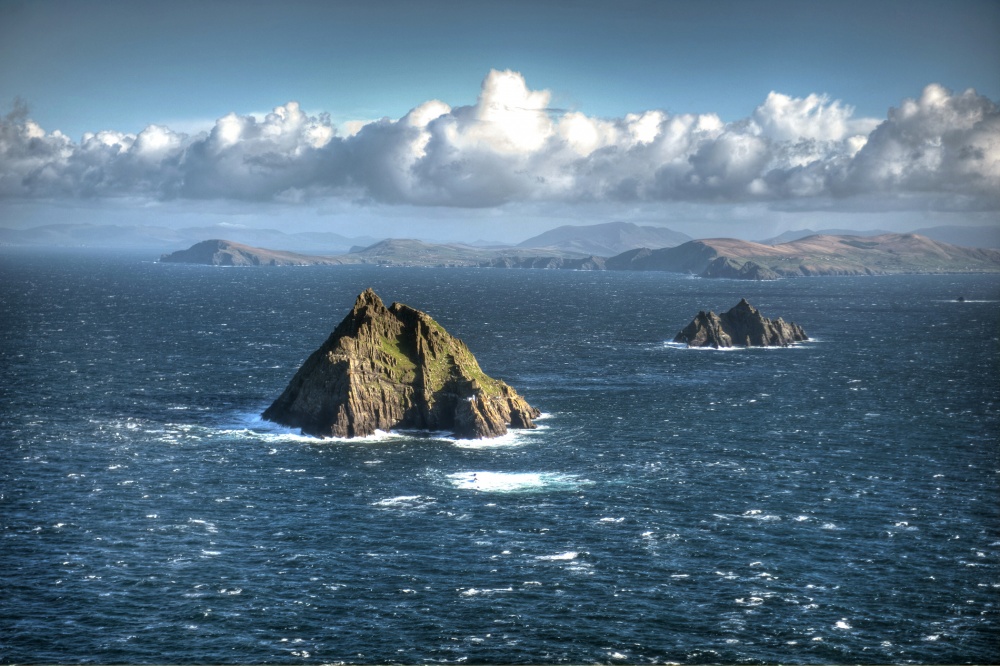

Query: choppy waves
<box><xmin>2</xmin><ymin>256</ymin><xmax>997</xmax><ymax>664</ymax></box>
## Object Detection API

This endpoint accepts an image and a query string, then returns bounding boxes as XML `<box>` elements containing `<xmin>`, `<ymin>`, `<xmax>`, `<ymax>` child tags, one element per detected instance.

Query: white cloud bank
<box><xmin>2</xmin><ymin>71</ymin><xmax>998</xmax><ymax>212</ymax></box>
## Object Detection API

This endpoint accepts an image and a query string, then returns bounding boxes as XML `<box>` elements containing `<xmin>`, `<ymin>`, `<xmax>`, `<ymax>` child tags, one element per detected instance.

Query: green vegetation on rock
<box><xmin>262</xmin><ymin>289</ymin><xmax>539</xmax><ymax>439</ymax></box>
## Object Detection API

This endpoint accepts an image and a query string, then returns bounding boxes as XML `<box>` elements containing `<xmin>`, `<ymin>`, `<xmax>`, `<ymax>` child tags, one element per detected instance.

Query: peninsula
<box><xmin>159</xmin><ymin>232</ymin><xmax>1000</xmax><ymax>278</ymax></box>
<box><xmin>159</xmin><ymin>239</ymin><xmax>345</xmax><ymax>266</ymax></box>
<box><xmin>262</xmin><ymin>289</ymin><xmax>539</xmax><ymax>439</ymax></box>
<box><xmin>608</xmin><ymin>233</ymin><xmax>1000</xmax><ymax>278</ymax></box>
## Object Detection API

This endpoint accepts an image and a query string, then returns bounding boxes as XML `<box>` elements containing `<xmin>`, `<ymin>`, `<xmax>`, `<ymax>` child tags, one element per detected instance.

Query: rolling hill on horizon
<box><xmin>156</xmin><ymin>232</ymin><xmax>1000</xmax><ymax>279</ymax></box>
<box><xmin>761</xmin><ymin>225</ymin><xmax>1000</xmax><ymax>249</ymax></box>
<box><xmin>0</xmin><ymin>223</ymin><xmax>378</xmax><ymax>253</ymax></box>
<box><xmin>3</xmin><ymin>220</ymin><xmax>997</xmax><ymax>253</ymax></box>
<box><xmin>608</xmin><ymin>233</ymin><xmax>1000</xmax><ymax>277</ymax></box>
<box><xmin>517</xmin><ymin>221</ymin><xmax>692</xmax><ymax>255</ymax></box>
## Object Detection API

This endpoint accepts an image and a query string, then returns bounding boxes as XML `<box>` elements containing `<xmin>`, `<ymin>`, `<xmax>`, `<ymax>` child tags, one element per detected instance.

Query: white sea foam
<box><xmin>735</xmin><ymin>597</ymin><xmax>764</xmax><ymax>606</ymax></box>
<box><xmin>741</xmin><ymin>509</ymin><xmax>781</xmax><ymax>521</ymax></box>
<box><xmin>432</xmin><ymin>422</ymin><xmax>550</xmax><ymax>448</ymax></box>
<box><xmin>373</xmin><ymin>495</ymin><xmax>436</xmax><ymax>510</ymax></box>
<box><xmin>447</xmin><ymin>471</ymin><xmax>588</xmax><ymax>493</ymax></box>
<box><xmin>665</xmin><ymin>339</ymin><xmax>814</xmax><ymax>351</ymax></box>
<box><xmin>449</xmin><ymin>431</ymin><xmax>529</xmax><ymax>449</ymax></box>
<box><xmin>218</xmin><ymin>411</ymin><xmax>407</xmax><ymax>445</ymax></box>
<box><xmin>460</xmin><ymin>587</ymin><xmax>513</xmax><ymax>596</ymax></box>
<box><xmin>536</xmin><ymin>551</ymin><xmax>580</xmax><ymax>561</ymax></box>
<box><xmin>664</xmin><ymin>341</ymin><xmax>742</xmax><ymax>351</ymax></box>
<box><xmin>188</xmin><ymin>518</ymin><xmax>218</xmax><ymax>533</ymax></box>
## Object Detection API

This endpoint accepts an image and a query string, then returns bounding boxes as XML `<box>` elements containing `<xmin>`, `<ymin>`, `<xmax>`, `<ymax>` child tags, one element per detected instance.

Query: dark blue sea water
<box><xmin>2</xmin><ymin>249</ymin><xmax>998</xmax><ymax>664</ymax></box>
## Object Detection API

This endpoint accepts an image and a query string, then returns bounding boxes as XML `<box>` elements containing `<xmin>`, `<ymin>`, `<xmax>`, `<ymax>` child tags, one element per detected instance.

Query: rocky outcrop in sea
<box><xmin>674</xmin><ymin>298</ymin><xmax>808</xmax><ymax>348</ymax></box>
<box><xmin>262</xmin><ymin>289</ymin><xmax>539</xmax><ymax>439</ymax></box>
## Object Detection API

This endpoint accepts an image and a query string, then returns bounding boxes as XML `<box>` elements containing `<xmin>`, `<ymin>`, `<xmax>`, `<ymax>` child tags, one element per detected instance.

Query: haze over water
<box><xmin>2</xmin><ymin>251</ymin><xmax>998</xmax><ymax>663</ymax></box>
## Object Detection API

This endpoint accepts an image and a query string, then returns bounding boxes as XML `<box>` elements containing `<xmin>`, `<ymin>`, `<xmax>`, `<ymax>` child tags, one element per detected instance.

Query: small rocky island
<box><xmin>674</xmin><ymin>298</ymin><xmax>808</xmax><ymax>348</ymax></box>
<box><xmin>263</xmin><ymin>289</ymin><xmax>539</xmax><ymax>439</ymax></box>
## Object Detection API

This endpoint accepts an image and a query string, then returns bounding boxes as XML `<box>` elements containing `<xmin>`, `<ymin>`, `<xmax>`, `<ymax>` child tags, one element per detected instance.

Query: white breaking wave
<box><xmin>372</xmin><ymin>495</ymin><xmax>436</xmax><ymax>510</ymax></box>
<box><xmin>459</xmin><ymin>587</ymin><xmax>514</xmax><ymax>597</ymax></box>
<box><xmin>448</xmin><ymin>430</ymin><xmax>531</xmax><ymax>449</ymax></box>
<box><xmin>664</xmin><ymin>340</ymin><xmax>813</xmax><ymax>351</ymax></box>
<box><xmin>447</xmin><ymin>471</ymin><xmax>589</xmax><ymax>493</ymax></box>
<box><xmin>430</xmin><ymin>422</ymin><xmax>550</xmax><ymax>449</ymax></box>
<box><xmin>536</xmin><ymin>551</ymin><xmax>580</xmax><ymax>561</ymax></box>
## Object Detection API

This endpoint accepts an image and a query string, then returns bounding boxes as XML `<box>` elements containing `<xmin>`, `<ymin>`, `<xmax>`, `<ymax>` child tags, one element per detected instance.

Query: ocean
<box><xmin>1</xmin><ymin>249</ymin><xmax>998</xmax><ymax>664</ymax></box>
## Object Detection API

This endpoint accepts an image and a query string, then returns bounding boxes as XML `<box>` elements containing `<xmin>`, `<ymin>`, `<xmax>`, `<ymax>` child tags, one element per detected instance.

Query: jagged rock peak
<box><xmin>262</xmin><ymin>288</ymin><xmax>540</xmax><ymax>439</ymax></box>
<box><xmin>674</xmin><ymin>298</ymin><xmax>808</xmax><ymax>348</ymax></box>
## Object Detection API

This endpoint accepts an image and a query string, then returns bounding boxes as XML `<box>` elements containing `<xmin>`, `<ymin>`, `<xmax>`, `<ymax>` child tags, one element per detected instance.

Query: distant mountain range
<box><xmin>0</xmin><ymin>223</ymin><xmax>378</xmax><ymax>253</ymax></box>
<box><xmin>761</xmin><ymin>225</ymin><xmax>1000</xmax><ymax>249</ymax></box>
<box><xmin>3</xmin><ymin>221</ymin><xmax>996</xmax><ymax>254</ymax></box>
<box><xmin>159</xmin><ymin>232</ymin><xmax>1000</xmax><ymax>279</ymax></box>
<box><xmin>517</xmin><ymin>221</ymin><xmax>692</xmax><ymax>255</ymax></box>
<box><xmin>609</xmin><ymin>233</ymin><xmax>1000</xmax><ymax>277</ymax></box>
<box><xmin>159</xmin><ymin>238</ymin><xmax>600</xmax><ymax>268</ymax></box>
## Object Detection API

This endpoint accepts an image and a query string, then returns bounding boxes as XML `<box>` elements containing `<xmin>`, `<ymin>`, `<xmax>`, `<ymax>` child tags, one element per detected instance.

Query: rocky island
<box><xmin>262</xmin><ymin>289</ymin><xmax>539</xmax><ymax>439</ymax></box>
<box><xmin>674</xmin><ymin>299</ymin><xmax>808</xmax><ymax>348</ymax></box>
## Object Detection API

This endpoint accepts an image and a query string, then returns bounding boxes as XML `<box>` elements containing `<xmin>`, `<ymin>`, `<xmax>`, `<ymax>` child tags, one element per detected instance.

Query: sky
<box><xmin>1</xmin><ymin>0</ymin><xmax>998</xmax><ymax>243</ymax></box>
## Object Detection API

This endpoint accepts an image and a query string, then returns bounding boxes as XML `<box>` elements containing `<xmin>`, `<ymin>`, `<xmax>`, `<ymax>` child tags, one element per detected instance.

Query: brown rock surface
<box><xmin>674</xmin><ymin>299</ymin><xmax>808</xmax><ymax>348</ymax></box>
<box><xmin>262</xmin><ymin>289</ymin><xmax>539</xmax><ymax>439</ymax></box>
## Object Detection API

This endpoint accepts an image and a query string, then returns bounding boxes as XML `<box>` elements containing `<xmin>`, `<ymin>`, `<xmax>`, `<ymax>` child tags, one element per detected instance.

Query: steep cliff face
<box><xmin>262</xmin><ymin>289</ymin><xmax>539</xmax><ymax>439</ymax></box>
<box><xmin>674</xmin><ymin>298</ymin><xmax>808</xmax><ymax>348</ymax></box>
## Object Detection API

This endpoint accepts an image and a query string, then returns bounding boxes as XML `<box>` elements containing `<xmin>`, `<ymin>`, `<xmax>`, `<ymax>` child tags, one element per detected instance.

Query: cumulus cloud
<box><xmin>1</xmin><ymin>71</ymin><xmax>997</xmax><ymax>211</ymax></box>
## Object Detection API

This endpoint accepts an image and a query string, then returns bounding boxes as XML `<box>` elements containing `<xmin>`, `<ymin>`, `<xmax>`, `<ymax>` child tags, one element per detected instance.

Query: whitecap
<box><xmin>188</xmin><ymin>518</ymin><xmax>218</xmax><ymax>533</ymax></box>
<box><xmin>742</xmin><ymin>509</ymin><xmax>781</xmax><ymax>521</ymax></box>
<box><xmin>460</xmin><ymin>587</ymin><xmax>513</xmax><ymax>596</ymax></box>
<box><xmin>430</xmin><ymin>422</ymin><xmax>550</xmax><ymax>448</ymax></box>
<box><xmin>447</xmin><ymin>471</ymin><xmax>588</xmax><ymax>493</ymax></box>
<box><xmin>536</xmin><ymin>551</ymin><xmax>580</xmax><ymax>561</ymax></box>
<box><xmin>735</xmin><ymin>597</ymin><xmax>764</xmax><ymax>606</ymax></box>
<box><xmin>835</xmin><ymin>619</ymin><xmax>852</xmax><ymax>630</ymax></box>
<box><xmin>449</xmin><ymin>431</ymin><xmax>529</xmax><ymax>449</ymax></box>
<box><xmin>664</xmin><ymin>341</ymin><xmax>744</xmax><ymax>351</ymax></box>
<box><xmin>373</xmin><ymin>495</ymin><xmax>436</xmax><ymax>510</ymax></box>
